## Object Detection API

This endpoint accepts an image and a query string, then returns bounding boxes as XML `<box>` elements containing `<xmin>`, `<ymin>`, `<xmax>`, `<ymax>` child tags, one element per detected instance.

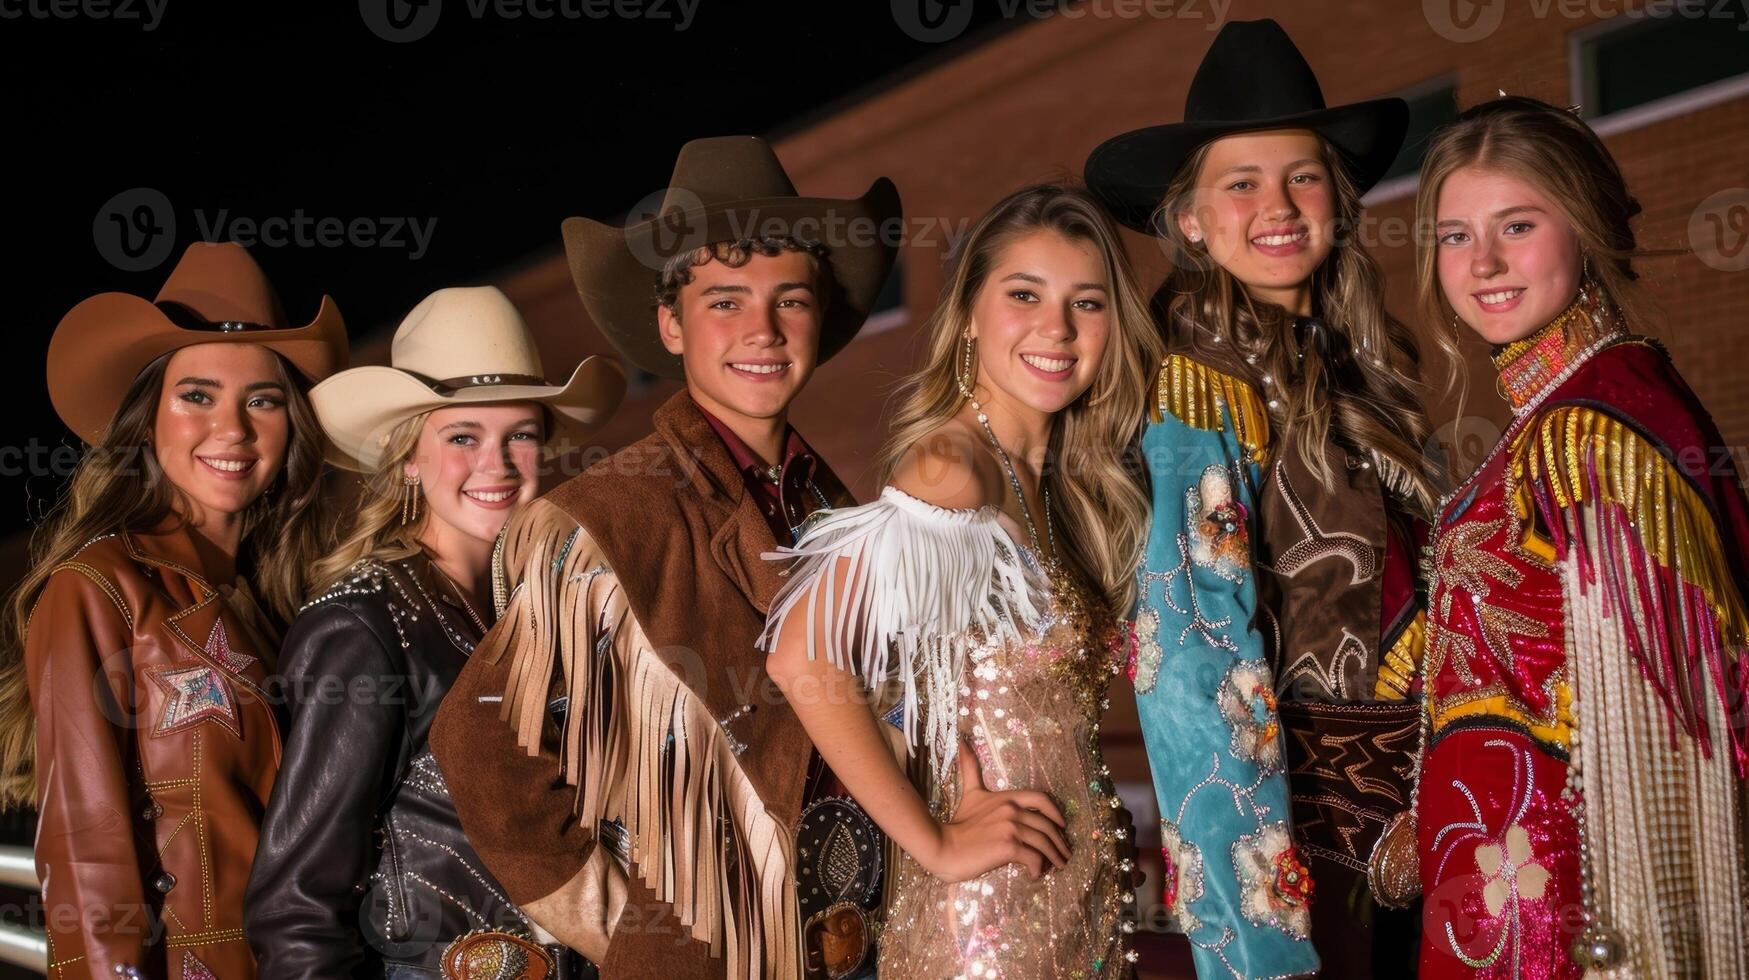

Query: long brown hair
<box><xmin>1153</xmin><ymin>136</ymin><xmax>1441</xmax><ymax>515</ymax></box>
<box><xmin>1414</xmin><ymin>96</ymin><xmax>1650</xmax><ymax>420</ymax></box>
<box><xmin>876</xmin><ymin>182</ymin><xmax>1164</xmax><ymax>616</ymax></box>
<box><xmin>0</xmin><ymin>349</ymin><xmax>334</xmax><ymax>808</ymax></box>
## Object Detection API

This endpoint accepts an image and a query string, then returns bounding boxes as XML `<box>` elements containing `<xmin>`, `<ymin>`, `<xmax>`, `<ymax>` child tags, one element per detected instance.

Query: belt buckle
<box><xmin>795</xmin><ymin>795</ymin><xmax>883</xmax><ymax>978</ymax></box>
<box><xmin>441</xmin><ymin>928</ymin><xmax>559</xmax><ymax>980</ymax></box>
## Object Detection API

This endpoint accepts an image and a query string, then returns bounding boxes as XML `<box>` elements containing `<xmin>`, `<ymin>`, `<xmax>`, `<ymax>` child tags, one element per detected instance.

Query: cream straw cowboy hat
<box><xmin>312</xmin><ymin>285</ymin><xmax>625</xmax><ymax>472</ymax></box>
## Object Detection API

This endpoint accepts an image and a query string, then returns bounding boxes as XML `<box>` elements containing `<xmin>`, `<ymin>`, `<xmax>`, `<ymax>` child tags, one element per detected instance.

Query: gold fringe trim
<box><xmin>1149</xmin><ymin>353</ymin><xmax>1270</xmax><ymax>465</ymax></box>
<box><xmin>487</xmin><ymin>502</ymin><xmax>800</xmax><ymax>980</ymax></box>
<box><xmin>1512</xmin><ymin>405</ymin><xmax>1749</xmax><ymax>649</ymax></box>
<box><xmin>1374</xmin><ymin>610</ymin><xmax>1425</xmax><ymax>702</ymax></box>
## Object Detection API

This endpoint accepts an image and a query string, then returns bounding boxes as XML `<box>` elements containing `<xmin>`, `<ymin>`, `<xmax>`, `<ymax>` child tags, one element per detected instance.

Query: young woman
<box><xmin>241</xmin><ymin>286</ymin><xmax>622</xmax><ymax>978</ymax></box>
<box><xmin>1085</xmin><ymin>18</ymin><xmax>1443</xmax><ymax>979</ymax></box>
<box><xmin>760</xmin><ymin>183</ymin><xmax>1161</xmax><ymax>977</ymax></box>
<box><xmin>1412</xmin><ymin>95</ymin><xmax>1749</xmax><ymax>979</ymax></box>
<box><xmin>0</xmin><ymin>242</ymin><xmax>346</xmax><ymax>979</ymax></box>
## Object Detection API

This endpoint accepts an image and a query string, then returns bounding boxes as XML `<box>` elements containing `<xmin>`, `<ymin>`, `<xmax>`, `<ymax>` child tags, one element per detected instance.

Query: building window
<box><xmin>1574</xmin><ymin>8</ymin><xmax>1749</xmax><ymax>119</ymax></box>
<box><xmin>1381</xmin><ymin>79</ymin><xmax>1461</xmax><ymax>183</ymax></box>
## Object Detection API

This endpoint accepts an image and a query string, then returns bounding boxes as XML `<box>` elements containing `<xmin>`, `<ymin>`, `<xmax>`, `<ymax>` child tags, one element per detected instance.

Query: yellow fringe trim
<box><xmin>1512</xmin><ymin>405</ymin><xmax>1749</xmax><ymax>651</ymax></box>
<box><xmin>490</xmin><ymin>500</ymin><xmax>800</xmax><ymax>980</ymax></box>
<box><xmin>1149</xmin><ymin>353</ymin><xmax>1271</xmax><ymax>465</ymax></box>
<box><xmin>1374</xmin><ymin>610</ymin><xmax>1425</xmax><ymax>702</ymax></box>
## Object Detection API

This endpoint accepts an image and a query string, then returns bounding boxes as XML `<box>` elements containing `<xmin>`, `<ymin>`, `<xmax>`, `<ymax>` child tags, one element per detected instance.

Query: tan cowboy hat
<box><xmin>312</xmin><ymin>285</ymin><xmax>625</xmax><ymax>472</ymax></box>
<box><xmin>561</xmin><ymin>135</ymin><xmax>902</xmax><ymax>379</ymax></box>
<box><xmin>47</xmin><ymin>241</ymin><xmax>349</xmax><ymax>444</ymax></box>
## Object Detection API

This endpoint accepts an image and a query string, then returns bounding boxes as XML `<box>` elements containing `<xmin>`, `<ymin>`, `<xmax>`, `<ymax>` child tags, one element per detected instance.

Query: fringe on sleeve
<box><xmin>757</xmin><ymin>485</ymin><xmax>1047</xmax><ymax>794</ymax></box>
<box><xmin>1513</xmin><ymin>405</ymin><xmax>1749</xmax><ymax>777</ymax></box>
<box><xmin>486</xmin><ymin>502</ymin><xmax>799</xmax><ymax>979</ymax></box>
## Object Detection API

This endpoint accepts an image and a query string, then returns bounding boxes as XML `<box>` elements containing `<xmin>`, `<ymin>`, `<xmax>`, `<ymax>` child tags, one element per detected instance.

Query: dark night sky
<box><xmin>0</xmin><ymin>0</ymin><xmax>1026</xmax><ymax>539</ymax></box>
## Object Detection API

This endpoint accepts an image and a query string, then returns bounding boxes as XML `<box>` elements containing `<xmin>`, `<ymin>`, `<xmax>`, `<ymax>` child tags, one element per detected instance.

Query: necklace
<box><xmin>968</xmin><ymin>399</ymin><xmax>1057</xmax><ymax>571</ymax></box>
<box><xmin>430</xmin><ymin>561</ymin><xmax>489</xmax><ymax>634</ymax></box>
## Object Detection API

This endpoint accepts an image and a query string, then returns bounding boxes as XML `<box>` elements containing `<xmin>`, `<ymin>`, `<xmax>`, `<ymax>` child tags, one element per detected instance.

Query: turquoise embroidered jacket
<box><xmin>1133</xmin><ymin>354</ymin><xmax>1318</xmax><ymax>979</ymax></box>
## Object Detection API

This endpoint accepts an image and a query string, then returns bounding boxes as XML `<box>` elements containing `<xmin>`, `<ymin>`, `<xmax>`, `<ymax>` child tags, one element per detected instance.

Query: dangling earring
<box><xmin>1576</xmin><ymin>255</ymin><xmax>1609</xmax><ymax>335</ymax></box>
<box><xmin>956</xmin><ymin>332</ymin><xmax>979</xmax><ymax>403</ymax></box>
<box><xmin>401</xmin><ymin>473</ymin><xmax>422</xmax><ymax>525</ymax></box>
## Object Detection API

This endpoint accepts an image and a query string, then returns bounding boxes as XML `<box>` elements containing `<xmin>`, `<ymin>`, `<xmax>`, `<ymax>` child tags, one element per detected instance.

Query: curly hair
<box><xmin>654</xmin><ymin>236</ymin><xmax>834</xmax><ymax>316</ymax></box>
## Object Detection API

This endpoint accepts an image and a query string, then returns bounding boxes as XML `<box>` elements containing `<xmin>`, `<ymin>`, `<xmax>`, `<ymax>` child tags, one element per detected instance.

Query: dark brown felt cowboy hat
<box><xmin>47</xmin><ymin>242</ymin><xmax>348</xmax><ymax>444</ymax></box>
<box><xmin>1085</xmin><ymin>18</ymin><xmax>1409</xmax><ymax>233</ymax></box>
<box><xmin>561</xmin><ymin>135</ymin><xmax>902</xmax><ymax>379</ymax></box>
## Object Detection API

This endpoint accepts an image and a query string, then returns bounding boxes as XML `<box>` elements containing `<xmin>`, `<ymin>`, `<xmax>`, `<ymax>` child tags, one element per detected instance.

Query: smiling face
<box><xmin>153</xmin><ymin>343</ymin><xmax>292</xmax><ymax>524</ymax></box>
<box><xmin>968</xmin><ymin>229</ymin><xmax>1113</xmax><ymax>418</ymax></box>
<box><xmin>1176</xmin><ymin>129</ymin><xmax>1337</xmax><ymax>314</ymax></box>
<box><xmin>658</xmin><ymin>247</ymin><xmax>823</xmax><ymax>429</ymax></box>
<box><xmin>405</xmin><ymin>402</ymin><xmax>544</xmax><ymax>547</ymax></box>
<box><xmin>1434</xmin><ymin>166</ymin><xmax>1583</xmax><ymax>346</ymax></box>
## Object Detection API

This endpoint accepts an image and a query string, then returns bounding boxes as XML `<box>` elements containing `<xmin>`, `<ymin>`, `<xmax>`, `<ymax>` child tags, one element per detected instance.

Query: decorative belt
<box><xmin>795</xmin><ymin>795</ymin><xmax>884</xmax><ymax>979</ymax></box>
<box><xmin>1276</xmin><ymin>700</ymin><xmax>1421</xmax><ymax>907</ymax></box>
<box><xmin>441</xmin><ymin>930</ymin><xmax>592</xmax><ymax>979</ymax></box>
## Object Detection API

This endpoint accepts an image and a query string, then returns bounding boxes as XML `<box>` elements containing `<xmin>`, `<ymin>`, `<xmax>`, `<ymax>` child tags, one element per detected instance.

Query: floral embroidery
<box><xmin>146</xmin><ymin>662</ymin><xmax>240</xmax><ymax>738</ymax></box>
<box><xmin>1476</xmin><ymin>824</ymin><xmax>1550</xmax><ymax>917</ymax></box>
<box><xmin>1216</xmin><ymin>660</ymin><xmax>1284</xmax><ymax>772</ymax></box>
<box><xmin>1140</xmin><ymin>537</ymin><xmax>1237</xmax><ymax>653</ymax></box>
<box><xmin>1233</xmin><ymin>821</ymin><xmax>1314</xmax><ymax>938</ymax></box>
<box><xmin>1188</xmin><ymin>465</ymin><xmax>1248</xmax><ymax>582</ymax></box>
<box><xmin>1131</xmin><ymin>607</ymin><xmax>1163</xmax><ymax>694</ymax></box>
<box><xmin>1158</xmin><ymin>818</ymin><xmax>1205</xmax><ymax>934</ymax></box>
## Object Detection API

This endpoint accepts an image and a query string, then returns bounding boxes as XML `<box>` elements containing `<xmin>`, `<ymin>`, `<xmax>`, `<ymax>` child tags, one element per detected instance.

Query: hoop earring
<box><xmin>956</xmin><ymin>333</ymin><xmax>978</xmax><ymax>401</ymax></box>
<box><xmin>401</xmin><ymin>473</ymin><xmax>422</xmax><ymax>525</ymax></box>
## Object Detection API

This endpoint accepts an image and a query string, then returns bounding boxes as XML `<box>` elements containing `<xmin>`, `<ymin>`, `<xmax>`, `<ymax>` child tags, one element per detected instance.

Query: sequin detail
<box><xmin>1189</xmin><ymin>465</ymin><xmax>1249</xmax><ymax>582</ymax></box>
<box><xmin>1217</xmin><ymin>660</ymin><xmax>1284</xmax><ymax>773</ymax></box>
<box><xmin>147</xmin><ymin>663</ymin><xmax>239</xmax><ymax>738</ymax></box>
<box><xmin>1233</xmin><ymin>821</ymin><xmax>1314</xmax><ymax>939</ymax></box>
<box><xmin>201</xmin><ymin>618</ymin><xmax>255</xmax><ymax>674</ymax></box>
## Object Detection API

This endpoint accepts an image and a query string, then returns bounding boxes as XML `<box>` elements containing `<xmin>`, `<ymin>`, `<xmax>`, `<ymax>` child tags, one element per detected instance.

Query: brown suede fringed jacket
<box><xmin>24</xmin><ymin>522</ymin><xmax>283</xmax><ymax>979</ymax></box>
<box><xmin>430</xmin><ymin>392</ymin><xmax>852</xmax><ymax>980</ymax></box>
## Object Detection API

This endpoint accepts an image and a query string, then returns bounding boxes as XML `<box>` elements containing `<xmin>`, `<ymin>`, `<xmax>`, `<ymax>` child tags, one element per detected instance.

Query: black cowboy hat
<box><xmin>562</xmin><ymin>136</ymin><xmax>902</xmax><ymax>379</ymax></box>
<box><xmin>1085</xmin><ymin>18</ymin><xmax>1409</xmax><ymax>233</ymax></box>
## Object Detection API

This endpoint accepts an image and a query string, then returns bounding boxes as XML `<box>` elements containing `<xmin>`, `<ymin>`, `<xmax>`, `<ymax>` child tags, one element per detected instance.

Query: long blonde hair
<box><xmin>0</xmin><ymin>351</ymin><xmax>334</xmax><ymax>808</ymax></box>
<box><xmin>1414</xmin><ymin>96</ymin><xmax>1651</xmax><ymax>423</ymax></box>
<box><xmin>307</xmin><ymin>413</ymin><xmax>431</xmax><ymax>593</ymax></box>
<box><xmin>877</xmin><ymin>182</ymin><xmax>1164</xmax><ymax>616</ymax></box>
<box><xmin>1154</xmin><ymin>137</ymin><xmax>1441</xmax><ymax>515</ymax></box>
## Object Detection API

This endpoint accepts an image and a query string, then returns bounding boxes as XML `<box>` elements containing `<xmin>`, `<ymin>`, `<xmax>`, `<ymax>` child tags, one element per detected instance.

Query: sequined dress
<box><xmin>761</xmin><ymin>486</ymin><xmax>1132</xmax><ymax>979</ymax></box>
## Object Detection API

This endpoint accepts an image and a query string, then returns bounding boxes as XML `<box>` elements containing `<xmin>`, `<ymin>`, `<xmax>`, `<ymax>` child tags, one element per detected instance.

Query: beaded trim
<box><xmin>1490</xmin><ymin>300</ymin><xmax>1612</xmax><ymax>416</ymax></box>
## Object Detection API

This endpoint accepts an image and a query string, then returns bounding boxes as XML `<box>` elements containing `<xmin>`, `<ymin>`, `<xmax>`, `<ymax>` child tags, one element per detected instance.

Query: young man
<box><xmin>429</xmin><ymin>136</ymin><xmax>901</xmax><ymax>980</ymax></box>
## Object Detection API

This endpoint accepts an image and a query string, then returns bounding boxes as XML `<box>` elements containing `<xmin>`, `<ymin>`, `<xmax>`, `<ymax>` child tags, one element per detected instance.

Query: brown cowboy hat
<box><xmin>561</xmin><ymin>135</ymin><xmax>902</xmax><ymax>379</ymax></box>
<box><xmin>1085</xmin><ymin>18</ymin><xmax>1409</xmax><ymax>232</ymax></box>
<box><xmin>48</xmin><ymin>241</ymin><xmax>349</xmax><ymax>444</ymax></box>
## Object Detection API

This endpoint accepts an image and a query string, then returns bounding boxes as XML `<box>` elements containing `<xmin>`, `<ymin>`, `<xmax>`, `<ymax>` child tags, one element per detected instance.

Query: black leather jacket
<box><xmin>245</xmin><ymin>552</ymin><xmax>531</xmax><ymax>977</ymax></box>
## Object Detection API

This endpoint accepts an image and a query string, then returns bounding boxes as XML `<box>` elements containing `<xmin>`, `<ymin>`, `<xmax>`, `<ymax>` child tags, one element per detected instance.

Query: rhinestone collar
<box><xmin>1489</xmin><ymin>299</ymin><xmax>1598</xmax><ymax>415</ymax></box>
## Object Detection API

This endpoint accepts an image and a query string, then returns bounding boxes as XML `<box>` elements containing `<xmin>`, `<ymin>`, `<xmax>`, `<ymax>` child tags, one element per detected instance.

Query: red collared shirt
<box><xmin>694</xmin><ymin>398</ymin><xmax>824</xmax><ymax>547</ymax></box>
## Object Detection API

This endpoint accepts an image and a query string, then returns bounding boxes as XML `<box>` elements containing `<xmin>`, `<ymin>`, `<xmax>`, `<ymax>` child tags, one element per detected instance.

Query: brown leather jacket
<box><xmin>430</xmin><ymin>392</ymin><xmax>852</xmax><ymax>979</ymax></box>
<box><xmin>24</xmin><ymin>523</ymin><xmax>281</xmax><ymax>979</ymax></box>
